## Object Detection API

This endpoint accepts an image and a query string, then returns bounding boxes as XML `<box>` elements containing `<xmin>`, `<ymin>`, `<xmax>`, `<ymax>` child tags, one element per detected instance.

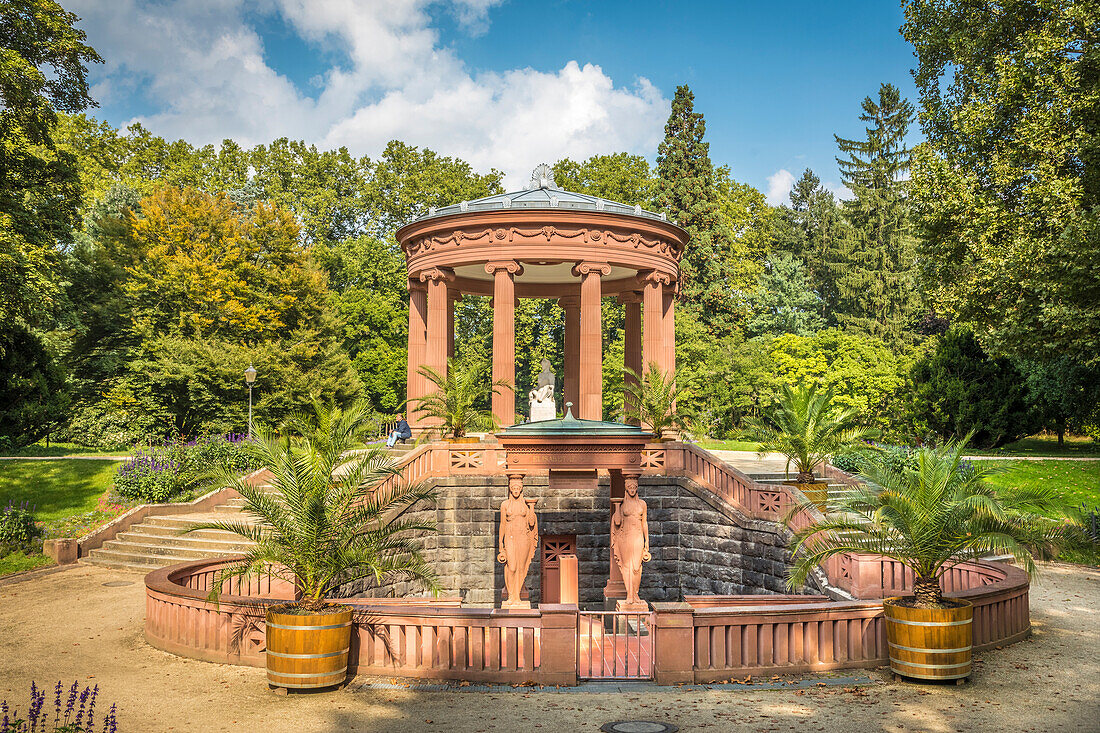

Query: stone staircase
<box><xmin>82</xmin><ymin>444</ymin><xmax>417</xmax><ymax>572</ymax></box>
<box><xmin>749</xmin><ymin>473</ymin><xmax>864</xmax><ymax>515</ymax></box>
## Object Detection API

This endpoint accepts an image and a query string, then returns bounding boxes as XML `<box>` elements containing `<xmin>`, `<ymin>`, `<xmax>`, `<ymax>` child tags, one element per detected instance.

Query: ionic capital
<box><xmin>641</xmin><ymin>270</ymin><xmax>674</xmax><ymax>287</ymax></box>
<box><xmin>557</xmin><ymin>295</ymin><xmax>581</xmax><ymax>310</ymax></box>
<box><xmin>418</xmin><ymin>267</ymin><xmax>455</xmax><ymax>283</ymax></box>
<box><xmin>617</xmin><ymin>291</ymin><xmax>643</xmax><ymax>305</ymax></box>
<box><xmin>571</xmin><ymin>261</ymin><xmax>612</xmax><ymax>278</ymax></box>
<box><xmin>484</xmin><ymin>260</ymin><xmax>525</xmax><ymax>277</ymax></box>
<box><xmin>407</xmin><ymin>278</ymin><xmax>427</xmax><ymax>293</ymax></box>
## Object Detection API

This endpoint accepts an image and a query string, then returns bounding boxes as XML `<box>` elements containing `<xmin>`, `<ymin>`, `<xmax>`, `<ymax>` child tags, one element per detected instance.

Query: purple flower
<box><xmin>64</xmin><ymin>680</ymin><xmax>77</xmax><ymax>722</ymax></box>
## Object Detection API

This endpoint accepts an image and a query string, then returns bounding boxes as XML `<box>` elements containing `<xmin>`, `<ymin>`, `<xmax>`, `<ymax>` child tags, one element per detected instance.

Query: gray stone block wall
<box><xmin>339</xmin><ymin>473</ymin><xmax>820</xmax><ymax>606</ymax></box>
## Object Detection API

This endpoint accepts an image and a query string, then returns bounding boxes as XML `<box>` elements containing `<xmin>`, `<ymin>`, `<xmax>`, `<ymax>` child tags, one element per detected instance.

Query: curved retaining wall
<box><xmin>146</xmin><ymin>556</ymin><xmax>1029</xmax><ymax>684</ymax></box>
<box><xmin>144</xmin><ymin>442</ymin><xmax>1031</xmax><ymax>684</ymax></box>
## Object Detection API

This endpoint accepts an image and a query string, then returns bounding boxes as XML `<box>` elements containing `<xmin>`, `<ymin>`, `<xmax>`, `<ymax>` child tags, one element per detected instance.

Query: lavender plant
<box><xmin>114</xmin><ymin>434</ymin><xmax>260</xmax><ymax>503</ymax></box>
<box><xmin>0</xmin><ymin>680</ymin><xmax>118</xmax><ymax>733</ymax></box>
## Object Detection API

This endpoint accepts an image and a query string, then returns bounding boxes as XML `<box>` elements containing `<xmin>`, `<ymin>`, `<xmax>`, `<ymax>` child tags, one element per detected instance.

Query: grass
<box><xmin>966</xmin><ymin>433</ymin><xmax>1100</xmax><ymax>457</ymax></box>
<box><xmin>0</xmin><ymin>551</ymin><xmax>53</xmax><ymax>576</ymax></box>
<box><xmin>696</xmin><ymin>439</ymin><xmax>763</xmax><ymax>452</ymax></box>
<box><xmin>0</xmin><ymin>459</ymin><xmax>121</xmax><ymax>529</ymax></box>
<box><xmin>980</xmin><ymin>459</ymin><xmax>1100</xmax><ymax>508</ymax></box>
<box><xmin>978</xmin><ymin>459</ymin><xmax>1100</xmax><ymax>566</ymax></box>
<box><xmin>0</xmin><ymin>441</ymin><xmax>133</xmax><ymax>458</ymax></box>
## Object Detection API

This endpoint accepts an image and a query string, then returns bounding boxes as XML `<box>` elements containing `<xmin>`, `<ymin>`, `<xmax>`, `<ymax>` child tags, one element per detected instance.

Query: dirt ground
<box><xmin>1</xmin><ymin>562</ymin><xmax>1097</xmax><ymax>733</ymax></box>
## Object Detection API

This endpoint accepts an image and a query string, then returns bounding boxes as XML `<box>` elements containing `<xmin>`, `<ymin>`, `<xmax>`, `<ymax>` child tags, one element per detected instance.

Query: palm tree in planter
<box><xmin>623</xmin><ymin>362</ymin><xmax>693</xmax><ymax>439</ymax></box>
<box><xmin>746</xmin><ymin>383</ymin><xmax>876</xmax><ymax>510</ymax></box>
<box><xmin>786</xmin><ymin>437</ymin><xmax>1066</xmax><ymax>682</ymax></box>
<box><xmin>412</xmin><ymin>358</ymin><xmax>511</xmax><ymax>441</ymax></box>
<box><xmin>187</xmin><ymin>401</ymin><xmax>439</xmax><ymax>691</ymax></box>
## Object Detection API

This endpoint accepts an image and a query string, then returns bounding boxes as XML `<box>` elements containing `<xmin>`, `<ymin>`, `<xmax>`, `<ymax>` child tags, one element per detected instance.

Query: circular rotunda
<box><xmin>396</xmin><ymin>164</ymin><xmax>689</xmax><ymax>429</ymax></box>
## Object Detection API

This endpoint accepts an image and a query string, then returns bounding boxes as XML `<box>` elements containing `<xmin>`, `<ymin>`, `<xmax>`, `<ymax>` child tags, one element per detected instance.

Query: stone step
<box><xmin>142</xmin><ymin>514</ymin><xmax>257</xmax><ymax>530</ymax></box>
<box><xmin>114</xmin><ymin>531</ymin><xmax>254</xmax><ymax>553</ymax></box>
<box><xmin>84</xmin><ymin>546</ymin><xmax>195</xmax><ymax>570</ymax></box>
<box><xmin>127</xmin><ymin>523</ymin><xmax>251</xmax><ymax>542</ymax></box>
<box><xmin>99</xmin><ymin>539</ymin><xmax>248</xmax><ymax>560</ymax></box>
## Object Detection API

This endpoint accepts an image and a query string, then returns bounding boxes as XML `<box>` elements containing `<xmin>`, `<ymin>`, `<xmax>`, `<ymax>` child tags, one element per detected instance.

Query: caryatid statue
<box><xmin>498</xmin><ymin>473</ymin><xmax>538</xmax><ymax>609</ymax></box>
<box><xmin>528</xmin><ymin>359</ymin><xmax>556</xmax><ymax>422</ymax></box>
<box><xmin>610</xmin><ymin>475</ymin><xmax>650</xmax><ymax>609</ymax></box>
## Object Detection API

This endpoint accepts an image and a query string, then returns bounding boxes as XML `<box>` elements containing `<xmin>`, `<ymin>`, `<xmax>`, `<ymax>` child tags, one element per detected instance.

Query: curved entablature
<box><xmin>396</xmin><ymin>210</ymin><xmax>686</xmax><ymax>297</ymax></box>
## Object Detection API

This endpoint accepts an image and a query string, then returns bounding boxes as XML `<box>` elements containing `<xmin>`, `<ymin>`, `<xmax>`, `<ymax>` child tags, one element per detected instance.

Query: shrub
<box><xmin>113</xmin><ymin>446</ymin><xmax>184</xmax><ymax>503</ymax></box>
<box><xmin>0</xmin><ymin>680</ymin><xmax>118</xmax><ymax>733</ymax></box>
<box><xmin>0</xmin><ymin>503</ymin><xmax>43</xmax><ymax>553</ymax></box>
<box><xmin>830</xmin><ymin>452</ymin><xmax>862</xmax><ymax>474</ymax></box>
<box><xmin>113</xmin><ymin>434</ymin><xmax>260</xmax><ymax>503</ymax></box>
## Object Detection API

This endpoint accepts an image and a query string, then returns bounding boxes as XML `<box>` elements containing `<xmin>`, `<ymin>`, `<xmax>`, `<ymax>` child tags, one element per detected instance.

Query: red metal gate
<box><xmin>577</xmin><ymin>610</ymin><xmax>654</xmax><ymax>680</ymax></box>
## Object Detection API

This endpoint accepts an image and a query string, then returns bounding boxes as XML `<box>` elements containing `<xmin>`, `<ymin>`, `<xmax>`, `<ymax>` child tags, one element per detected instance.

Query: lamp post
<box><xmin>244</xmin><ymin>364</ymin><xmax>257</xmax><ymax>438</ymax></box>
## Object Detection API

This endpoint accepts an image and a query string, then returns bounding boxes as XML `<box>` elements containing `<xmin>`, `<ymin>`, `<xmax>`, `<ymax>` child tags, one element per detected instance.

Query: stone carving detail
<box><xmin>528</xmin><ymin>359</ymin><xmax>556</xmax><ymax>422</ymax></box>
<box><xmin>611</xmin><ymin>476</ymin><xmax>650</xmax><ymax>609</ymax></box>
<box><xmin>498</xmin><ymin>474</ymin><xmax>538</xmax><ymax>609</ymax></box>
<box><xmin>529</xmin><ymin>163</ymin><xmax>557</xmax><ymax>190</ymax></box>
<box><xmin>641</xmin><ymin>449</ymin><xmax>666</xmax><ymax>469</ymax></box>
<box><xmin>449</xmin><ymin>450</ymin><xmax>483</xmax><ymax>469</ymax></box>
<box><xmin>756</xmin><ymin>491</ymin><xmax>783</xmax><ymax>515</ymax></box>
<box><xmin>403</xmin><ymin>225</ymin><xmax>684</xmax><ymax>261</ymax></box>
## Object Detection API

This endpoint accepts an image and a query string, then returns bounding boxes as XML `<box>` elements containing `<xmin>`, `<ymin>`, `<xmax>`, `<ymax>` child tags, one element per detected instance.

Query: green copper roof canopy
<box><xmin>501</xmin><ymin>403</ymin><xmax>653</xmax><ymax>438</ymax></box>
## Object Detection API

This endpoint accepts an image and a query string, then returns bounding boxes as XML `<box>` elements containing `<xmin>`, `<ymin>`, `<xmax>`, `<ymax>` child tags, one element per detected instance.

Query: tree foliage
<box><xmin>903</xmin><ymin>0</ymin><xmax>1100</xmax><ymax>364</ymax></box>
<box><xmin>0</xmin><ymin>0</ymin><xmax>102</xmax><ymax>324</ymax></box>
<box><xmin>833</xmin><ymin>83</ymin><xmax>920</xmax><ymax>345</ymax></box>
<box><xmin>906</xmin><ymin>328</ymin><xmax>1037</xmax><ymax>449</ymax></box>
<box><xmin>656</xmin><ymin>85</ymin><xmax>741</xmax><ymax>336</ymax></box>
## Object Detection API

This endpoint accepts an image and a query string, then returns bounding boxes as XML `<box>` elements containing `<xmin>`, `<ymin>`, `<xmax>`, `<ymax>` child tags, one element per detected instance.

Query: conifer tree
<box><xmin>656</xmin><ymin>86</ymin><xmax>739</xmax><ymax>336</ymax></box>
<box><xmin>784</xmin><ymin>169</ymin><xmax>847</xmax><ymax>324</ymax></box>
<box><xmin>832</xmin><ymin>84</ymin><xmax>919</xmax><ymax>345</ymax></box>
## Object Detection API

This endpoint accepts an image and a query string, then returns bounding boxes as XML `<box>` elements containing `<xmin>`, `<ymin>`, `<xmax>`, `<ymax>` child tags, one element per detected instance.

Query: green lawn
<box><xmin>979</xmin><ymin>459</ymin><xmax>1100</xmax><ymax>566</ymax></box>
<box><xmin>979</xmin><ymin>459</ymin><xmax>1100</xmax><ymax>509</ymax></box>
<box><xmin>967</xmin><ymin>433</ymin><xmax>1100</xmax><ymax>457</ymax></box>
<box><xmin>0</xmin><ymin>441</ymin><xmax>133</xmax><ymax>458</ymax></box>
<box><xmin>696</xmin><ymin>440</ymin><xmax>763</xmax><ymax>452</ymax></box>
<box><xmin>0</xmin><ymin>459</ymin><xmax>120</xmax><ymax>523</ymax></box>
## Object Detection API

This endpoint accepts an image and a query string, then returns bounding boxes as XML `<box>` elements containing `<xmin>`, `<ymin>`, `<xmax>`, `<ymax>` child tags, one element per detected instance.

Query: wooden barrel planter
<box><xmin>884</xmin><ymin>597</ymin><xmax>973</xmax><ymax>682</ymax></box>
<box><xmin>265</xmin><ymin>604</ymin><xmax>353</xmax><ymax>690</ymax></box>
<box><xmin>785</xmin><ymin>481</ymin><xmax>829</xmax><ymax>511</ymax></box>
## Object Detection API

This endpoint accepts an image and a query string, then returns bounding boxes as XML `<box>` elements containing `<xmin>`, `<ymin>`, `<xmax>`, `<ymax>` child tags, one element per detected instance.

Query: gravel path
<box><xmin>0</xmin><ymin>562</ymin><xmax>1096</xmax><ymax>732</ymax></box>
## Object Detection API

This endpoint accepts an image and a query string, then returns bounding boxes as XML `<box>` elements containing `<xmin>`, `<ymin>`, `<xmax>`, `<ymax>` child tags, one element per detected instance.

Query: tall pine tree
<box><xmin>832</xmin><ymin>83</ymin><xmax>919</xmax><ymax>345</ymax></box>
<box><xmin>656</xmin><ymin>86</ymin><xmax>740</xmax><ymax>336</ymax></box>
<box><xmin>783</xmin><ymin>169</ymin><xmax>847</xmax><ymax>325</ymax></box>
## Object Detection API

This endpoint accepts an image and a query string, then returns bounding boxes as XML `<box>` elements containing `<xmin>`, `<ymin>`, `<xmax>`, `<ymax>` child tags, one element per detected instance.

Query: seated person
<box><xmin>386</xmin><ymin>414</ymin><xmax>413</xmax><ymax>447</ymax></box>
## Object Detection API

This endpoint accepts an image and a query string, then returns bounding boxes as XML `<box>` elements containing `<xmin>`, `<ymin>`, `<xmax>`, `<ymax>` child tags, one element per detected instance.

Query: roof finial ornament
<box><xmin>529</xmin><ymin>163</ymin><xmax>557</xmax><ymax>190</ymax></box>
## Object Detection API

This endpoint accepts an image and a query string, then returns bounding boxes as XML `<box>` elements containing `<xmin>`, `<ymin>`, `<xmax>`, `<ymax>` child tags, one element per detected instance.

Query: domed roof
<box><xmin>409</xmin><ymin>163</ymin><xmax>673</xmax><ymax>226</ymax></box>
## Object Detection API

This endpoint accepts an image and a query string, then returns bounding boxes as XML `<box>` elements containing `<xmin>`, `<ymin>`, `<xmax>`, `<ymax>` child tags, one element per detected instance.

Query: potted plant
<box><xmin>412</xmin><ymin>358</ymin><xmax>510</xmax><ymax>442</ymax></box>
<box><xmin>746</xmin><ymin>383</ymin><xmax>876</xmax><ymax>510</ymax></box>
<box><xmin>187</xmin><ymin>401</ymin><xmax>439</xmax><ymax>691</ymax></box>
<box><xmin>786</xmin><ymin>436</ymin><xmax>1066</xmax><ymax>682</ymax></box>
<box><xmin>622</xmin><ymin>362</ymin><xmax>693</xmax><ymax>440</ymax></box>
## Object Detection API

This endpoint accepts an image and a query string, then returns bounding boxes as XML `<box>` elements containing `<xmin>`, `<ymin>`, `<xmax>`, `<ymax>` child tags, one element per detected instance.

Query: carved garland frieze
<box><xmin>404</xmin><ymin>225</ymin><xmax>684</xmax><ymax>261</ymax></box>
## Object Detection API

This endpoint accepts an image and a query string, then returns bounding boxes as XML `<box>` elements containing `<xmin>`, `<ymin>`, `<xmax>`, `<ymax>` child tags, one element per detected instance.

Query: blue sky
<box><xmin>72</xmin><ymin>0</ymin><xmax>921</xmax><ymax>204</ymax></box>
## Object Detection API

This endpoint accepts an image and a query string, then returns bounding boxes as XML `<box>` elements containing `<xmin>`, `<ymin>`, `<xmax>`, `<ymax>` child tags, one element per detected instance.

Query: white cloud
<box><xmin>765</xmin><ymin>168</ymin><xmax>796</xmax><ymax>206</ymax></box>
<box><xmin>70</xmin><ymin>0</ymin><xmax>669</xmax><ymax>188</ymax></box>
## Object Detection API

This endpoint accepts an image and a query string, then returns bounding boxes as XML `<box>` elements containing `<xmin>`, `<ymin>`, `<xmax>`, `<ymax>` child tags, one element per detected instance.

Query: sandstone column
<box><xmin>447</xmin><ymin>288</ymin><xmax>460</xmax><ymax>361</ymax></box>
<box><xmin>558</xmin><ymin>295</ymin><xmax>580</xmax><ymax>413</ymax></box>
<box><xmin>487</xmin><ymin>261</ymin><xmax>522</xmax><ymax>428</ymax></box>
<box><xmin>406</xmin><ymin>278</ymin><xmax>428</xmax><ymax>429</ymax></box>
<box><xmin>574</xmin><ymin>262</ymin><xmax>610</xmax><ymax>421</ymax></box>
<box><xmin>642</xmin><ymin>271</ymin><xmax>671</xmax><ymax>375</ymax></box>
<box><xmin>421</xmin><ymin>268</ymin><xmax>453</xmax><ymax>419</ymax></box>
<box><xmin>619</xmin><ymin>291</ymin><xmax>643</xmax><ymax>425</ymax></box>
<box><xmin>662</xmin><ymin>285</ymin><xmax>677</xmax><ymax>379</ymax></box>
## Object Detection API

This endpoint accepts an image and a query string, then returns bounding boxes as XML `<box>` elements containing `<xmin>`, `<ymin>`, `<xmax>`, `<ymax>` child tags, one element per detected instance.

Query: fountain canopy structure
<box><xmin>396</xmin><ymin>164</ymin><xmax>689</xmax><ymax>429</ymax></box>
